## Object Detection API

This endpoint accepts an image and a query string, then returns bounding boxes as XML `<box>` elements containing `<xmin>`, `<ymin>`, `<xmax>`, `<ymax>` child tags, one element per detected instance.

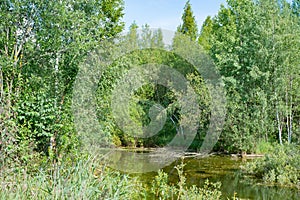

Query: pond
<box><xmin>128</xmin><ymin>154</ymin><xmax>300</xmax><ymax>200</ymax></box>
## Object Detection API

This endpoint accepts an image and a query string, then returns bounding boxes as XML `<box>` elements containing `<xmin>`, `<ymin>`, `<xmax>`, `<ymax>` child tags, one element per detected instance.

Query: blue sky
<box><xmin>123</xmin><ymin>0</ymin><xmax>227</xmax><ymax>31</ymax></box>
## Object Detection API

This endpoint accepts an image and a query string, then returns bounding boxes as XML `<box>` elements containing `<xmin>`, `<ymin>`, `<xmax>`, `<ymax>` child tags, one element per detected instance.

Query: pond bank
<box><xmin>115</xmin><ymin>147</ymin><xmax>265</xmax><ymax>158</ymax></box>
<box><xmin>127</xmin><ymin>154</ymin><xmax>300</xmax><ymax>199</ymax></box>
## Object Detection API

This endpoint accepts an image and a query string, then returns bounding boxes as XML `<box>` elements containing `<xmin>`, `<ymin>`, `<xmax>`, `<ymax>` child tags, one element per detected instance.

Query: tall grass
<box><xmin>0</xmin><ymin>155</ymin><xmax>144</xmax><ymax>200</ymax></box>
<box><xmin>1</xmin><ymin>153</ymin><xmax>224</xmax><ymax>200</ymax></box>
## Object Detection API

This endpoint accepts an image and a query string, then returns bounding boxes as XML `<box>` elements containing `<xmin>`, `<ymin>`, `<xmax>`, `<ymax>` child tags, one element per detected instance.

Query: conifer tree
<box><xmin>177</xmin><ymin>0</ymin><xmax>198</xmax><ymax>41</ymax></box>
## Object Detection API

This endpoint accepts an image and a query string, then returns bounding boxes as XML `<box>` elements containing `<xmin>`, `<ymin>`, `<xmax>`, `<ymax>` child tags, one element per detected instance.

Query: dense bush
<box><xmin>242</xmin><ymin>144</ymin><xmax>300</xmax><ymax>187</ymax></box>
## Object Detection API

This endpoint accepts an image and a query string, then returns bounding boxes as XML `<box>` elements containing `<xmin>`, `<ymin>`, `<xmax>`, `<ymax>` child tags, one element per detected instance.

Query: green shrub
<box><xmin>151</xmin><ymin>169</ymin><xmax>177</xmax><ymax>199</ymax></box>
<box><xmin>150</xmin><ymin>161</ymin><xmax>222</xmax><ymax>200</ymax></box>
<box><xmin>254</xmin><ymin>141</ymin><xmax>274</xmax><ymax>154</ymax></box>
<box><xmin>242</xmin><ymin>144</ymin><xmax>300</xmax><ymax>187</ymax></box>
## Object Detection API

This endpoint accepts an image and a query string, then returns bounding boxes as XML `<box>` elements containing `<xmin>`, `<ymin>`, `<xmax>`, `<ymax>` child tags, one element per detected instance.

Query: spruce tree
<box><xmin>177</xmin><ymin>0</ymin><xmax>198</xmax><ymax>41</ymax></box>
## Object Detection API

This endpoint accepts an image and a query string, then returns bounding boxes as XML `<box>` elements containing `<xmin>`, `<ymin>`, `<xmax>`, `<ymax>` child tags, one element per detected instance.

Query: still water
<box><xmin>130</xmin><ymin>155</ymin><xmax>300</xmax><ymax>200</ymax></box>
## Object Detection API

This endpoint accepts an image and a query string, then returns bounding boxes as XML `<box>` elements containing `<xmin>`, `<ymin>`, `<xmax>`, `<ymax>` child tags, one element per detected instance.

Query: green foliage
<box><xmin>96</xmin><ymin>35</ymin><xmax>210</xmax><ymax>148</ymax></box>
<box><xmin>177</xmin><ymin>0</ymin><xmax>198</xmax><ymax>41</ymax></box>
<box><xmin>2</xmin><ymin>0</ymin><xmax>300</xmax><ymax>197</ymax></box>
<box><xmin>0</xmin><ymin>0</ymin><xmax>124</xmax><ymax>164</ymax></box>
<box><xmin>16</xmin><ymin>89</ymin><xmax>58</xmax><ymax>152</ymax></box>
<box><xmin>254</xmin><ymin>141</ymin><xmax>274</xmax><ymax>154</ymax></box>
<box><xmin>292</xmin><ymin>0</ymin><xmax>300</xmax><ymax>16</ymax></box>
<box><xmin>0</xmin><ymin>153</ymin><xmax>230</xmax><ymax>200</ymax></box>
<box><xmin>151</xmin><ymin>169</ymin><xmax>177</xmax><ymax>199</ymax></box>
<box><xmin>0</xmin><ymin>154</ymin><xmax>144</xmax><ymax>200</ymax></box>
<box><xmin>242</xmin><ymin>144</ymin><xmax>300</xmax><ymax>187</ymax></box>
<box><xmin>198</xmin><ymin>16</ymin><xmax>214</xmax><ymax>51</ymax></box>
<box><xmin>150</xmin><ymin>161</ymin><xmax>222</xmax><ymax>200</ymax></box>
<box><xmin>205</xmin><ymin>0</ymin><xmax>300</xmax><ymax>152</ymax></box>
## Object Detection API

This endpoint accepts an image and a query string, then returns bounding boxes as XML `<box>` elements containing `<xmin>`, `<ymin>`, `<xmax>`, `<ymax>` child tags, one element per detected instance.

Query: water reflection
<box><xmin>133</xmin><ymin>155</ymin><xmax>300</xmax><ymax>200</ymax></box>
<box><xmin>101</xmin><ymin>148</ymin><xmax>187</xmax><ymax>173</ymax></box>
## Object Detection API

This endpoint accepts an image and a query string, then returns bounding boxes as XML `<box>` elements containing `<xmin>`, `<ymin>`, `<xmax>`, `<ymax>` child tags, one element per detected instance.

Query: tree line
<box><xmin>171</xmin><ymin>0</ymin><xmax>300</xmax><ymax>152</ymax></box>
<box><xmin>199</xmin><ymin>0</ymin><xmax>300</xmax><ymax>152</ymax></box>
<box><xmin>102</xmin><ymin>0</ymin><xmax>300</xmax><ymax>153</ymax></box>
<box><xmin>1</xmin><ymin>0</ymin><xmax>300</xmax><ymax>170</ymax></box>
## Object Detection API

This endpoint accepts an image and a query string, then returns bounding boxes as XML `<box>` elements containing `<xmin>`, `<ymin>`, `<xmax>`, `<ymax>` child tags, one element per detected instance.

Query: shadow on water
<box><xmin>127</xmin><ymin>153</ymin><xmax>300</xmax><ymax>200</ymax></box>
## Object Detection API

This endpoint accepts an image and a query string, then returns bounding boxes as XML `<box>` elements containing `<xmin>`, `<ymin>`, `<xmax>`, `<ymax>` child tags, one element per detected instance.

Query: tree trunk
<box><xmin>276</xmin><ymin>108</ymin><xmax>283</xmax><ymax>145</ymax></box>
